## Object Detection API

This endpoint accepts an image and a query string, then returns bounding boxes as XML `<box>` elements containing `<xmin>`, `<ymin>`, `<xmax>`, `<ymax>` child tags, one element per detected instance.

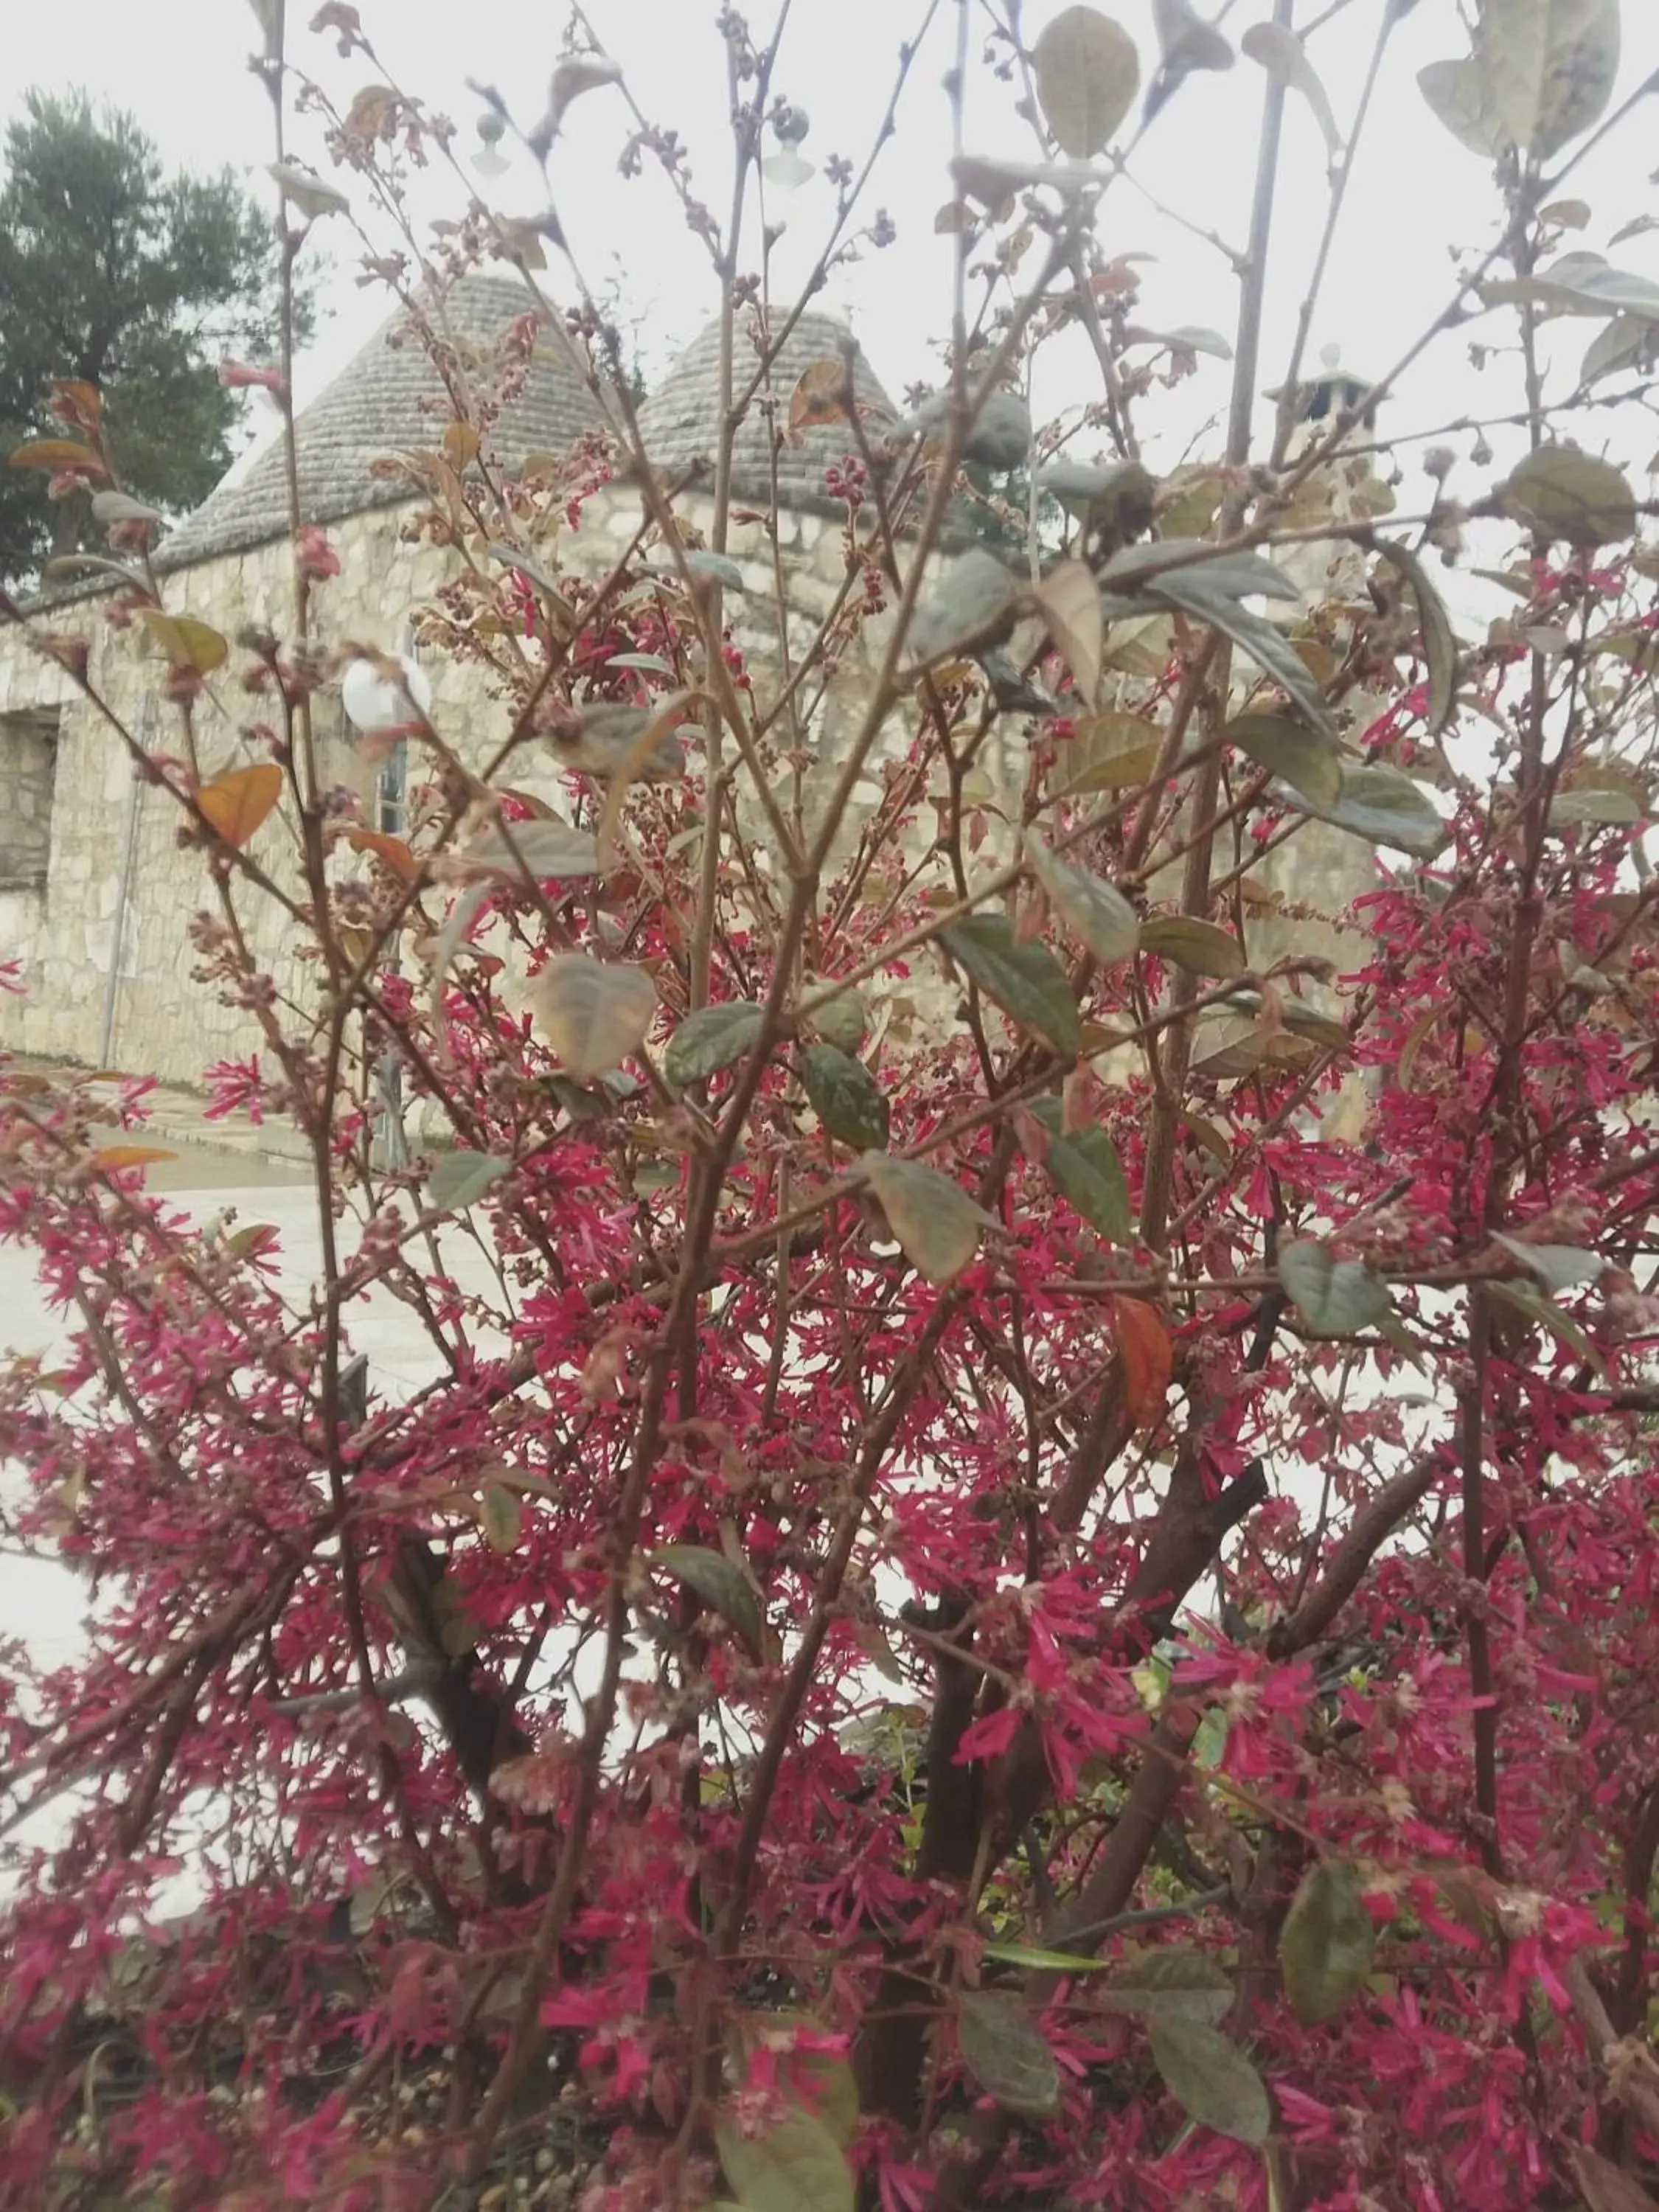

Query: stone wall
<box><xmin>0</xmin><ymin>709</ymin><xmax>60</xmax><ymax>889</ymax></box>
<box><xmin>0</xmin><ymin>483</ymin><xmax>911</xmax><ymax>1088</ymax></box>
<box><xmin>0</xmin><ymin>508</ymin><xmax>467</xmax><ymax>1082</ymax></box>
<box><xmin>0</xmin><ymin>480</ymin><xmax>1380</xmax><ymax>1109</ymax></box>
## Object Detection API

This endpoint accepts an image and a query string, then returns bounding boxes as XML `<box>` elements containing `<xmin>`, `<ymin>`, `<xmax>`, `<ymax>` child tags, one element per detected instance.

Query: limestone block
<box><xmin>728</xmin><ymin>512</ymin><xmax>780</xmax><ymax>560</ymax></box>
<box><xmin>785</xmin><ymin>572</ymin><xmax>841</xmax><ymax>621</ymax></box>
<box><xmin>811</xmin><ymin>530</ymin><xmax>854</xmax><ymax>583</ymax></box>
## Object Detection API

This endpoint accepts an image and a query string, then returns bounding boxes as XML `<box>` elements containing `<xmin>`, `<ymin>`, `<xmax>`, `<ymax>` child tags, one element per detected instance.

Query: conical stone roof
<box><xmin>635</xmin><ymin>310</ymin><xmax>897</xmax><ymax>515</ymax></box>
<box><xmin>156</xmin><ymin>274</ymin><xmax>608</xmax><ymax>573</ymax></box>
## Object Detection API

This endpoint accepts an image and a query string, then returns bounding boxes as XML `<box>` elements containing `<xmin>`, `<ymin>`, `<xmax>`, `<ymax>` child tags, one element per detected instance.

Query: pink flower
<box><xmin>218</xmin><ymin>358</ymin><xmax>285</xmax><ymax>392</ymax></box>
<box><xmin>295</xmin><ymin>526</ymin><xmax>341</xmax><ymax>580</ymax></box>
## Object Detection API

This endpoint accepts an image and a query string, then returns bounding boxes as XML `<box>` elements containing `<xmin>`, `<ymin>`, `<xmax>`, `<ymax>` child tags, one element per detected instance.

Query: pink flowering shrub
<box><xmin>4</xmin><ymin>3</ymin><xmax>1659</xmax><ymax>2208</ymax></box>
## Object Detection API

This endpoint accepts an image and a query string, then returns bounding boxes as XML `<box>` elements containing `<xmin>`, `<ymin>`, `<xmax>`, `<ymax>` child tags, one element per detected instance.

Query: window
<box><xmin>376</xmin><ymin>738</ymin><xmax>408</xmax><ymax>836</ymax></box>
<box><xmin>0</xmin><ymin>708</ymin><xmax>60</xmax><ymax>890</ymax></box>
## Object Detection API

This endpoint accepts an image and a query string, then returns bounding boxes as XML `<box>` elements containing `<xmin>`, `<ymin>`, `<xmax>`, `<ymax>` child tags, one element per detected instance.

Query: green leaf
<box><xmin>608</xmin><ymin>651</ymin><xmax>677</xmax><ymax>675</ymax></box>
<box><xmin>1151</xmin><ymin>0</ymin><xmax>1235</xmax><ymax>83</ymax></box>
<box><xmin>911</xmin><ymin>549</ymin><xmax>1020</xmax><ymax>664</ymax></box>
<box><xmin>479</xmin><ymin>1484</ymin><xmax>523</xmax><ymax>1554</ymax></box>
<box><xmin>268</xmin><ymin>159</ymin><xmax>350</xmax><ymax>218</ymax></box>
<box><xmin>798</xmin><ymin>978</ymin><xmax>869</xmax><ymax>1054</ymax></box>
<box><xmin>1025</xmin><ymin>835</ymin><xmax>1140</xmax><ymax>964</ymax></box>
<box><xmin>1486</xmin><ymin>254</ymin><xmax>1659</xmax><ymax>324</ymax></box>
<box><xmin>1503</xmin><ymin>445</ymin><xmax>1635</xmax><ymax>549</ymax></box>
<box><xmin>1138</xmin><ymin>917</ymin><xmax>1245</xmax><ymax>979</ymax></box>
<box><xmin>1310</xmin><ymin>762</ymin><xmax>1447</xmax><ymax>857</ymax></box>
<box><xmin>800</xmin><ymin>1044</ymin><xmax>891</xmax><ymax>1151</ymax></box>
<box><xmin>462</xmin><ymin>816</ymin><xmax>605</xmax><ymax>880</ymax></box>
<box><xmin>956</xmin><ymin>1990</ymin><xmax>1062</xmax><ymax>2119</ymax></box>
<box><xmin>1475</xmin><ymin>0</ymin><xmax>1620</xmax><ymax>160</ymax></box>
<box><xmin>1145</xmin><ymin>569</ymin><xmax>1338</xmax><ymax>737</ymax></box>
<box><xmin>138</xmin><ymin>609</ymin><xmax>229</xmax><ymax>674</ymax></box>
<box><xmin>941</xmin><ymin>915</ymin><xmax>1082</xmax><ymax>1057</ymax></box>
<box><xmin>1141</xmin><ymin>325</ymin><xmax>1234</xmax><ymax>361</ymax></box>
<box><xmin>1279</xmin><ymin>1239</ymin><xmax>1392</xmax><ymax>1335</ymax></box>
<box><xmin>650</xmin><ymin>1545</ymin><xmax>762</xmax><ymax>1658</ymax></box>
<box><xmin>529</xmin><ymin>956</ymin><xmax>658</xmax><ymax>1080</ymax></box>
<box><xmin>1222</xmin><ymin>713</ymin><xmax>1343</xmax><ymax>813</ymax></box>
<box><xmin>861</xmin><ymin>1153</ymin><xmax>996</xmax><ymax>1284</ymax></box>
<box><xmin>664</xmin><ymin>1002</ymin><xmax>765</xmax><ymax>1087</ymax></box>
<box><xmin>981</xmin><ymin>1940</ymin><xmax>1122</xmax><ymax>1975</ymax></box>
<box><xmin>683</xmin><ymin>549</ymin><xmax>747</xmax><ymax>591</ymax></box>
<box><xmin>1030</xmin><ymin>1097</ymin><xmax>1133</xmax><ymax>1245</ymax></box>
<box><xmin>716</xmin><ymin>2105</ymin><xmax>855</xmax><ymax>2212</ymax></box>
<box><xmin>1279</xmin><ymin>999</ymin><xmax>1352</xmax><ymax>1054</ymax></box>
<box><xmin>1102</xmin><ymin>540</ymin><xmax>1300</xmax><ymax>602</ymax></box>
<box><xmin>1192</xmin><ymin>1704</ymin><xmax>1230</xmax><ymax>1769</ymax></box>
<box><xmin>1486</xmin><ymin>1276</ymin><xmax>1607</xmax><ymax>1377</ymax></box>
<box><xmin>1034</xmin><ymin>557</ymin><xmax>1103</xmax><ymax>707</ymax></box>
<box><xmin>90</xmin><ymin>490</ymin><xmax>163</xmax><ymax>526</ymax></box>
<box><xmin>1242</xmin><ymin>22</ymin><xmax>1340</xmax><ymax>157</ymax></box>
<box><xmin>1491</xmin><ymin>1232</ymin><xmax>1604</xmax><ymax>1293</ymax></box>
<box><xmin>428</xmin><ymin>1150</ymin><xmax>511</xmax><ymax>1211</ymax></box>
<box><xmin>1097</xmin><ymin>1947</ymin><xmax>1234</xmax><ymax>2023</ymax></box>
<box><xmin>733</xmin><ymin>2015</ymin><xmax>860</xmax><ymax>2147</ymax></box>
<box><xmin>1280</xmin><ymin>1859</ymin><xmax>1376</xmax><ymax>2026</ymax></box>
<box><xmin>1549</xmin><ymin>783</ymin><xmax>1644</xmax><ymax>827</ymax></box>
<box><xmin>1031</xmin><ymin>6</ymin><xmax>1141</xmax><ymax>156</ymax></box>
<box><xmin>1419</xmin><ymin>55</ymin><xmax>1503</xmax><ymax>154</ymax></box>
<box><xmin>1037</xmin><ymin>457</ymin><xmax>1160</xmax><ymax>524</ymax></box>
<box><xmin>1372</xmin><ymin>540</ymin><xmax>1458</xmax><ymax>737</ymax></box>
<box><xmin>1147</xmin><ymin>2014</ymin><xmax>1271</xmax><ymax>2145</ymax></box>
<box><xmin>1581</xmin><ymin>315</ymin><xmax>1654</xmax><ymax>390</ymax></box>
<box><xmin>1051</xmin><ymin>712</ymin><xmax>1161</xmax><ymax>795</ymax></box>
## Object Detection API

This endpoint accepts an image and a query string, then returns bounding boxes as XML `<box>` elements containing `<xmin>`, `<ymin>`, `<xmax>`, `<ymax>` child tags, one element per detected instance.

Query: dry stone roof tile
<box><xmin>156</xmin><ymin>274</ymin><xmax>608</xmax><ymax>573</ymax></box>
<box><xmin>635</xmin><ymin>310</ymin><xmax>898</xmax><ymax>514</ymax></box>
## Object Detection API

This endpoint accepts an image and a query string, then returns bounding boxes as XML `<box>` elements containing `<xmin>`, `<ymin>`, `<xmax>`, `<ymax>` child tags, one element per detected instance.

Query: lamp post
<box><xmin>341</xmin><ymin>642</ymin><xmax>431</xmax><ymax>1172</ymax></box>
<box><xmin>760</xmin><ymin>105</ymin><xmax>815</xmax><ymax>225</ymax></box>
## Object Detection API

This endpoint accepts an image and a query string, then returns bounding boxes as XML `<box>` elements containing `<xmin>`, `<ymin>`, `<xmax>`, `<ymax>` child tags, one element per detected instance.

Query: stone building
<box><xmin>0</xmin><ymin>271</ymin><xmax>1382</xmax><ymax>1102</ymax></box>
<box><xmin>0</xmin><ymin>276</ymin><xmax>900</xmax><ymax>1085</ymax></box>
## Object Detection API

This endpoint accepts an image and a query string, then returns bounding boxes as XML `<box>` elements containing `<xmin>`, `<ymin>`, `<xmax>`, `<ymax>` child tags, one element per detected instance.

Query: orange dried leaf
<box><xmin>344</xmin><ymin>828</ymin><xmax>420</xmax><ymax>881</ymax></box>
<box><xmin>789</xmin><ymin>358</ymin><xmax>852</xmax><ymax>437</ymax></box>
<box><xmin>9</xmin><ymin>438</ymin><xmax>106</xmax><ymax>475</ymax></box>
<box><xmin>347</xmin><ymin>83</ymin><xmax>400</xmax><ymax>136</ymax></box>
<box><xmin>93</xmin><ymin>1145</ymin><xmax>176</xmax><ymax>1170</ymax></box>
<box><xmin>195</xmin><ymin>764</ymin><xmax>283</xmax><ymax>849</ymax></box>
<box><xmin>1112</xmin><ymin>1295</ymin><xmax>1172</xmax><ymax>1428</ymax></box>
<box><xmin>442</xmin><ymin>421</ymin><xmax>481</xmax><ymax>470</ymax></box>
<box><xmin>49</xmin><ymin>380</ymin><xmax>103</xmax><ymax>422</ymax></box>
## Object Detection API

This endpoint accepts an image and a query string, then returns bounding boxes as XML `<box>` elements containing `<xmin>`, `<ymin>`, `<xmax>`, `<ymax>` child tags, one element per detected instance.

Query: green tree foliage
<box><xmin>0</xmin><ymin>91</ymin><xmax>313</xmax><ymax>584</ymax></box>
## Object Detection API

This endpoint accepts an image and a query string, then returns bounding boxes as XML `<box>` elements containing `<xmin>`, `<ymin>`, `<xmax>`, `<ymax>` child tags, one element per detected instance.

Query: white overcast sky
<box><xmin>4</xmin><ymin>1</ymin><xmax>1658</xmax><ymax>496</ymax></box>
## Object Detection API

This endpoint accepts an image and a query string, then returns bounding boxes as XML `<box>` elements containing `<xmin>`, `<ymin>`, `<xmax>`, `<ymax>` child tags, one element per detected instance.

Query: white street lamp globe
<box><xmin>341</xmin><ymin>653</ymin><xmax>432</xmax><ymax>736</ymax></box>
<box><xmin>761</xmin><ymin>146</ymin><xmax>815</xmax><ymax>203</ymax></box>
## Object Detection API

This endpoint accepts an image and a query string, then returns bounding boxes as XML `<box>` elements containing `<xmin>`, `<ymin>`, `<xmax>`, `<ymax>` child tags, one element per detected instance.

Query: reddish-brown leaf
<box><xmin>195</xmin><ymin>764</ymin><xmax>283</xmax><ymax>849</ymax></box>
<box><xmin>346</xmin><ymin>83</ymin><xmax>400</xmax><ymax>136</ymax></box>
<box><xmin>344</xmin><ymin>828</ymin><xmax>420</xmax><ymax>881</ymax></box>
<box><xmin>789</xmin><ymin>358</ymin><xmax>852</xmax><ymax>437</ymax></box>
<box><xmin>48</xmin><ymin>380</ymin><xmax>103</xmax><ymax>427</ymax></box>
<box><xmin>1112</xmin><ymin>1295</ymin><xmax>1172</xmax><ymax>1427</ymax></box>
<box><xmin>8</xmin><ymin>438</ymin><xmax>106</xmax><ymax>475</ymax></box>
<box><xmin>93</xmin><ymin>1146</ymin><xmax>176</xmax><ymax>1170</ymax></box>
